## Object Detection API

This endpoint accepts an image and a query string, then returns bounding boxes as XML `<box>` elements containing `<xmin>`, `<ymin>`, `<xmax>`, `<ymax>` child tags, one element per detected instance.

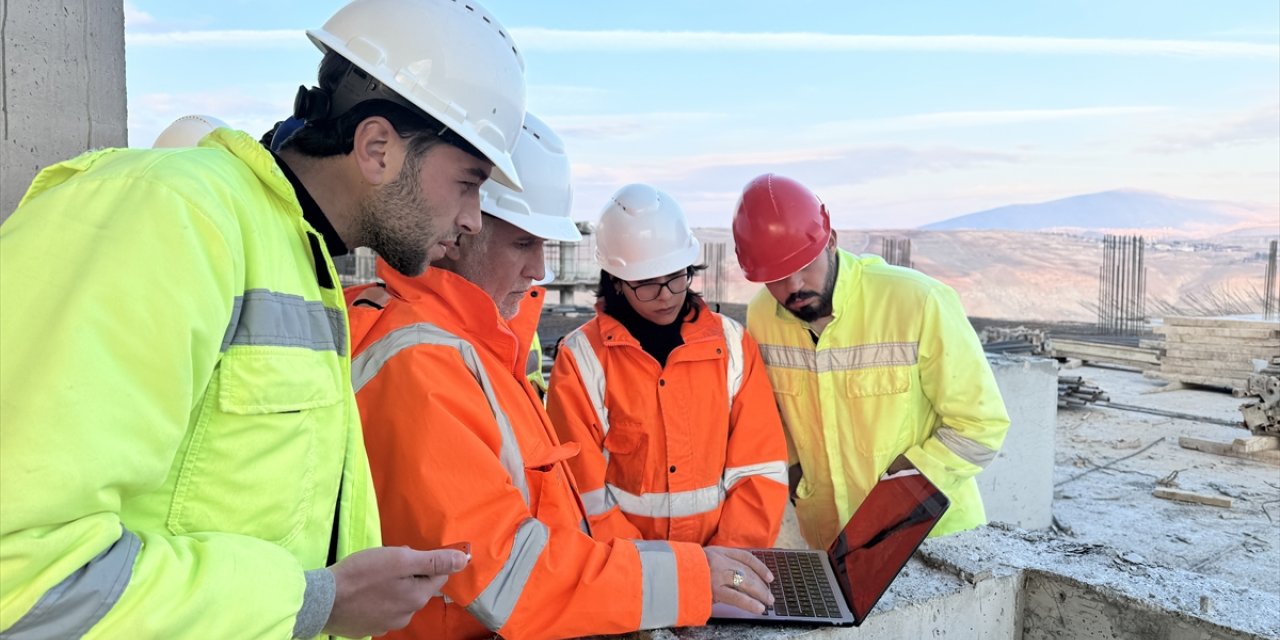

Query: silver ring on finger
<box><xmin>731</xmin><ymin>569</ymin><xmax>744</xmax><ymax>589</ymax></box>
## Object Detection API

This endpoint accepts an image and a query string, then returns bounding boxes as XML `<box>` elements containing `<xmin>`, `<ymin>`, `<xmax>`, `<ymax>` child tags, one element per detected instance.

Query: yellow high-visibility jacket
<box><xmin>745</xmin><ymin>250</ymin><xmax>1010</xmax><ymax>549</ymax></box>
<box><xmin>0</xmin><ymin>130</ymin><xmax>379</xmax><ymax>638</ymax></box>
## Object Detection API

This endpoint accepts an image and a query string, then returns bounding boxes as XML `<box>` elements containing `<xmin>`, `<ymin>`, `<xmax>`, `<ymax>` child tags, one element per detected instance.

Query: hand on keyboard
<box><xmin>703</xmin><ymin>547</ymin><xmax>775</xmax><ymax>614</ymax></box>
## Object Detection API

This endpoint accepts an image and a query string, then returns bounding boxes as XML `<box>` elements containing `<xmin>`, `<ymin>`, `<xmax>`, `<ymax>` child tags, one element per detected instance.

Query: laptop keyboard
<box><xmin>750</xmin><ymin>549</ymin><xmax>843</xmax><ymax>619</ymax></box>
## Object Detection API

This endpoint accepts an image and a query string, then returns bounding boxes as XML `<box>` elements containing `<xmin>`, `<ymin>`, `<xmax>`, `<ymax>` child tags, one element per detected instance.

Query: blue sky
<box><xmin>123</xmin><ymin>1</ymin><xmax>1280</xmax><ymax>228</ymax></box>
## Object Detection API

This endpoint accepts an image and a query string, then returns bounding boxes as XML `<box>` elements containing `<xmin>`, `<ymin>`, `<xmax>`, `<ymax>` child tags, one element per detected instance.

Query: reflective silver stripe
<box><xmin>601</xmin><ymin>460</ymin><xmax>788</xmax><ymax>519</ymax></box>
<box><xmin>351</xmin><ymin>322</ymin><xmax>529</xmax><ymax>504</ymax></box>
<box><xmin>634</xmin><ymin>540</ymin><xmax>680</xmax><ymax>629</ymax></box>
<box><xmin>467</xmin><ymin>518</ymin><xmax>549</xmax><ymax>631</ymax></box>
<box><xmin>758</xmin><ymin>342</ymin><xmax>918</xmax><ymax>373</ymax></box>
<box><xmin>719</xmin><ymin>315</ymin><xmax>745</xmax><ymax>400</ymax></box>
<box><xmin>935</xmin><ymin>426</ymin><xmax>999</xmax><ymax>468</ymax></box>
<box><xmin>580</xmin><ymin>486</ymin><xmax>618</xmax><ymax>517</ymax></box>
<box><xmin>723</xmin><ymin>461</ymin><xmax>789</xmax><ymax>491</ymax></box>
<box><xmin>1</xmin><ymin>528</ymin><xmax>140</xmax><ymax>639</ymax></box>
<box><xmin>758</xmin><ymin>344</ymin><xmax>814</xmax><ymax>370</ymax></box>
<box><xmin>220</xmin><ymin>288</ymin><xmax>346</xmax><ymax>355</ymax></box>
<box><xmin>561</xmin><ymin>328</ymin><xmax>611</xmax><ymax>438</ymax></box>
<box><xmin>609</xmin><ymin>483</ymin><xmax>724</xmax><ymax>518</ymax></box>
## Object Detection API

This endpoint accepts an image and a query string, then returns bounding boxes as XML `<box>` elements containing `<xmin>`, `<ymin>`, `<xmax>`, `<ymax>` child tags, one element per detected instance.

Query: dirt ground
<box><xmin>1049</xmin><ymin>364</ymin><xmax>1280</xmax><ymax>598</ymax></box>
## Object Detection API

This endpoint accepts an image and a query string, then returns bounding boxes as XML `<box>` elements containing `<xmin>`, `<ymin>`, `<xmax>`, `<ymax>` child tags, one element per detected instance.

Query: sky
<box><xmin>123</xmin><ymin>1</ymin><xmax>1280</xmax><ymax>229</ymax></box>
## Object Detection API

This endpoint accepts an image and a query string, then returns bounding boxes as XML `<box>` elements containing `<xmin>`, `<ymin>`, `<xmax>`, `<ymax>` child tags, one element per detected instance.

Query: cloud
<box><xmin>545</xmin><ymin>112</ymin><xmax>723</xmax><ymax>140</ymax></box>
<box><xmin>128</xmin><ymin>89</ymin><xmax>293</xmax><ymax>147</ymax></box>
<box><xmin>124</xmin><ymin>27</ymin><xmax>1280</xmax><ymax>59</ymax></box>
<box><xmin>123</xmin><ymin>1</ymin><xmax>157</xmax><ymax>31</ymax></box>
<box><xmin>1140</xmin><ymin>104</ymin><xmax>1280</xmax><ymax>153</ymax></box>
<box><xmin>567</xmin><ymin>144</ymin><xmax>1020</xmax><ymax>227</ymax></box>
<box><xmin>511</xmin><ymin>29</ymin><xmax>1280</xmax><ymax>59</ymax></box>
<box><xmin>126</xmin><ymin>29</ymin><xmax>304</xmax><ymax>48</ymax></box>
<box><xmin>806</xmin><ymin>106</ymin><xmax>1170</xmax><ymax>138</ymax></box>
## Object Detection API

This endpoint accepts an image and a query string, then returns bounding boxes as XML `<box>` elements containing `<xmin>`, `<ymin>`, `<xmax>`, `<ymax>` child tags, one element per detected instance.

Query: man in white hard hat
<box><xmin>346</xmin><ymin>116</ymin><xmax>775</xmax><ymax>639</ymax></box>
<box><xmin>0</xmin><ymin>0</ymin><xmax>526</xmax><ymax>637</ymax></box>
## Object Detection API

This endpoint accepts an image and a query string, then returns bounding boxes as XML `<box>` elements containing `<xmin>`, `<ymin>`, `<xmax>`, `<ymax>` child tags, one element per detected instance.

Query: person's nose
<box><xmin>458</xmin><ymin>201</ymin><xmax>481</xmax><ymax>236</ymax></box>
<box><xmin>525</xmin><ymin>244</ymin><xmax>546</xmax><ymax>282</ymax></box>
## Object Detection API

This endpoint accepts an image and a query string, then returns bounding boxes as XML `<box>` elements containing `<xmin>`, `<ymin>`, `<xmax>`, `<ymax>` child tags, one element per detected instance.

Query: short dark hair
<box><xmin>596</xmin><ymin>265</ymin><xmax>708</xmax><ymax>323</ymax></box>
<box><xmin>282</xmin><ymin>52</ymin><xmax>484</xmax><ymax>164</ymax></box>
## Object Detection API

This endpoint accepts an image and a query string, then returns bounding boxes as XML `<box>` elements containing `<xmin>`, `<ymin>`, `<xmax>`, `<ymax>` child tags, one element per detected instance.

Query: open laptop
<box><xmin>710</xmin><ymin>469</ymin><xmax>950</xmax><ymax>627</ymax></box>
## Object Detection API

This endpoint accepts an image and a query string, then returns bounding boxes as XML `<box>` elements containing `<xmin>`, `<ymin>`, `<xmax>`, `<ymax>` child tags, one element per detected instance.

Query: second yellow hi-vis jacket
<box><xmin>745</xmin><ymin>250</ymin><xmax>1010</xmax><ymax>550</ymax></box>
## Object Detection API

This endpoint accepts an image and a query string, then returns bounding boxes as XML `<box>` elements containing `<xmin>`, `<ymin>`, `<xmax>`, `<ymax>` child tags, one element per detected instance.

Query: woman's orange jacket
<box><xmin>545</xmin><ymin>301</ymin><xmax>788</xmax><ymax>548</ymax></box>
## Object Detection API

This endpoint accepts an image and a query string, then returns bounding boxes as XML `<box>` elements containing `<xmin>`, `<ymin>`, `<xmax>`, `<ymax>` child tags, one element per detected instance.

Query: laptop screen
<box><xmin>827</xmin><ymin>470</ymin><xmax>951</xmax><ymax>625</ymax></box>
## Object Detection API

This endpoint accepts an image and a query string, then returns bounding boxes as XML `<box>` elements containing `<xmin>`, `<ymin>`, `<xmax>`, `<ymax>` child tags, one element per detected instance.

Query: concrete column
<box><xmin>2</xmin><ymin>0</ymin><xmax>126</xmax><ymax>221</ymax></box>
<box><xmin>978</xmin><ymin>355</ymin><xmax>1059</xmax><ymax>530</ymax></box>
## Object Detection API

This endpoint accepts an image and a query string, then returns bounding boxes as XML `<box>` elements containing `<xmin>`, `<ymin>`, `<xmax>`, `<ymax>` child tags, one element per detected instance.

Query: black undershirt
<box><xmin>608</xmin><ymin>301</ymin><xmax>686</xmax><ymax>368</ymax></box>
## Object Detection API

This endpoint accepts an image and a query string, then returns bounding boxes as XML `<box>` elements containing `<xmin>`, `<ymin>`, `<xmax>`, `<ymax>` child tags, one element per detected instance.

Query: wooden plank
<box><xmin>1152</xmin><ymin>488</ymin><xmax>1233</xmax><ymax>508</ymax></box>
<box><xmin>1162</xmin><ymin>316</ymin><xmax>1280</xmax><ymax>331</ymax></box>
<box><xmin>1145</xmin><ymin>371</ymin><xmax>1240</xmax><ymax>390</ymax></box>
<box><xmin>1162</xmin><ymin>344</ymin><xmax>1280</xmax><ymax>360</ymax></box>
<box><xmin>1233</xmin><ymin>436</ymin><xmax>1280</xmax><ymax>453</ymax></box>
<box><xmin>1160</xmin><ymin>333</ymin><xmax>1280</xmax><ymax>347</ymax></box>
<box><xmin>1160</xmin><ymin>360</ymin><xmax>1258</xmax><ymax>376</ymax></box>
<box><xmin>1154</xmin><ymin>325</ymin><xmax>1280</xmax><ymax>340</ymax></box>
<box><xmin>1178</xmin><ymin>436</ymin><xmax>1280</xmax><ymax>466</ymax></box>
<box><xmin>1050</xmin><ymin>340</ymin><xmax>1161</xmax><ymax>365</ymax></box>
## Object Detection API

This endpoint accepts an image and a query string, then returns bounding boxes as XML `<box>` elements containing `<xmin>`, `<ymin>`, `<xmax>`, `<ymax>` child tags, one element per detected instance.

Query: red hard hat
<box><xmin>732</xmin><ymin>174</ymin><xmax>831</xmax><ymax>283</ymax></box>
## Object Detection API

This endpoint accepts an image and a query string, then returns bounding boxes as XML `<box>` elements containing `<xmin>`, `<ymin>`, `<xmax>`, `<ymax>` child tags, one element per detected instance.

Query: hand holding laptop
<box><xmin>703</xmin><ymin>547</ymin><xmax>776</xmax><ymax>614</ymax></box>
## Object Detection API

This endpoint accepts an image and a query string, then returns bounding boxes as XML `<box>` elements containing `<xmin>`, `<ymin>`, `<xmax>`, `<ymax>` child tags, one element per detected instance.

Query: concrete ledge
<box><xmin>611</xmin><ymin>526</ymin><xmax>1279</xmax><ymax>640</ymax></box>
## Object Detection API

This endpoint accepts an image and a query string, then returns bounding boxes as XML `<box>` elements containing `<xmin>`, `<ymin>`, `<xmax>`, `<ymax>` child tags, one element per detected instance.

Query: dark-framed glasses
<box><xmin>622</xmin><ymin>272</ymin><xmax>693</xmax><ymax>302</ymax></box>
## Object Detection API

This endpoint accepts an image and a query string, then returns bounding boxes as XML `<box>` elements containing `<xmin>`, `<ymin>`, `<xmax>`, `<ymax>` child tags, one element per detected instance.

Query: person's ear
<box><xmin>828</xmin><ymin>230</ymin><xmax>838</xmax><ymax>249</ymax></box>
<box><xmin>351</xmin><ymin>116</ymin><xmax>402</xmax><ymax>186</ymax></box>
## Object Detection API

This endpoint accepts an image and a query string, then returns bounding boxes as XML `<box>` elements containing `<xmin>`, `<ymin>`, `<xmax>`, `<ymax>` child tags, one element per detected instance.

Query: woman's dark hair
<box><xmin>279</xmin><ymin>52</ymin><xmax>483</xmax><ymax>163</ymax></box>
<box><xmin>596</xmin><ymin>265</ymin><xmax>708</xmax><ymax>323</ymax></box>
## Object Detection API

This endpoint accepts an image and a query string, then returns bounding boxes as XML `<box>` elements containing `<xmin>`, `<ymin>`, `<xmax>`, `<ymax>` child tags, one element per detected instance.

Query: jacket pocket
<box><xmin>169</xmin><ymin>348</ymin><xmax>342</xmax><ymax>545</ymax></box>
<box><xmin>845</xmin><ymin>366</ymin><xmax>914</xmax><ymax>458</ymax></box>
<box><xmin>524</xmin><ymin>443</ymin><xmax>584</xmax><ymax>527</ymax></box>
<box><xmin>602</xmin><ymin>421</ymin><xmax>650</xmax><ymax>493</ymax></box>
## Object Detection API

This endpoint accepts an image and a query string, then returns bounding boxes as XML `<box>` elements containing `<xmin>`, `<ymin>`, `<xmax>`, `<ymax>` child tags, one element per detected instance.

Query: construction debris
<box><xmin>1058</xmin><ymin>375</ymin><xmax>1109</xmax><ymax>408</ymax></box>
<box><xmin>1047</xmin><ymin>334</ymin><xmax>1161</xmax><ymax>370</ymax></box>
<box><xmin>1178</xmin><ymin>435</ymin><xmax>1280</xmax><ymax>467</ymax></box>
<box><xmin>1237</xmin><ymin>356</ymin><xmax>1280</xmax><ymax>436</ymax></box>
<box><xmin>981</xmin><ymin>326</ymin><xmax>1047</xmax><ymax>355</ymax></box>
<box><xmin>1146</xmin><ymin>316</ymin><xmax>1280</xmax><ymax>391</ymax></box>
<box><xmin>1151</xmin><ymin>488</ymin><xmax>1234</xmax><ymax>509</ymax></box>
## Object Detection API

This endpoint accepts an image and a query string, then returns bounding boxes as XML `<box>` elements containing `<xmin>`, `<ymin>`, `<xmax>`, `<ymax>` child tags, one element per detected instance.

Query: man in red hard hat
<box><xmin>731</xmin><ymin>173</ymin><xmax>1011</xmax><ymax>551</ymax></box>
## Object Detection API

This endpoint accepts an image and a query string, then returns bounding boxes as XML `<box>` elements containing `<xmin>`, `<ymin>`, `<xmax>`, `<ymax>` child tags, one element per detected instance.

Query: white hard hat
<box><xmin>595</xmin><ymin>184</ymin><xmax>701</xmax><ymax>281</ymax></box>
<box><xmin>307</xmin><ymin>0</ymin><xmax>526</xmax><ymax>190</ymax></box>
<box><xmin>481</xmin><ymin>113</ymin><xmax>580</xmax><ymax>243</ymax></box>
<box><xmin>152</xmin><ymin>115</ymin><xmax>230</xmax><ymax>148</ymax></box>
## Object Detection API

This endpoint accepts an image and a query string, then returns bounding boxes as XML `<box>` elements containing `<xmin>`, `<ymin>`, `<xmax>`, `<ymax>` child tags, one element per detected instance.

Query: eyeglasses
<box><xmin>621</xmin><ymin>272</ymin><xmax>693</xmax><ymax>302</ymax></box>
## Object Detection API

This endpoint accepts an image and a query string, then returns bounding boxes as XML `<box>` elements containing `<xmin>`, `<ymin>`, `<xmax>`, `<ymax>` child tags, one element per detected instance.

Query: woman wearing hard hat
<box><xmin>546</xmin><ymin>184</ymin><xmax>789</xmax><ymax>548</ymax></box>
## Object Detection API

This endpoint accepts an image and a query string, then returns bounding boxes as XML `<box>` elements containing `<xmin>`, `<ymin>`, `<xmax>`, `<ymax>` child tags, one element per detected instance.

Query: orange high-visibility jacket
<box><xmin>545</xmin><ymin>301</ymin><xmax>789</xmax><ymax>547</ymax></box>
<box><xmin>348</xmin><ymin>263</ymin><xmax>712</xmax><ymax>640</ymax></box>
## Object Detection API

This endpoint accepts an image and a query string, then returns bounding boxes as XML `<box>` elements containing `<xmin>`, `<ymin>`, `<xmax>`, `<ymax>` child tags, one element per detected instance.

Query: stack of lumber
<box><xmin>1145</xmin><ymin>316</ymin><xmax>1280</xmax><ymax>391</ymax></box>
<box><xmin>1047</xmin><ymin>334</ymin><xmax>1161</xmax><ymax>371</ymax></box>
<box><xmin>1058</xmin><ymin>376</ymin><xmax>1109</xmax><ymax>408</ymax></box>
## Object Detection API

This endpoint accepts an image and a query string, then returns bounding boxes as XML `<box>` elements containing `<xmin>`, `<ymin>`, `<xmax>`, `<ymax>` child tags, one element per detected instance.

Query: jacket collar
<box><xmin>596</xmin><ymin>297</ymin><xmax>722</xmax><ymax>348</ymax></box>
<box><xmin>376</xmin><ymin>259</ymin><xmax>522</xmax><ymax>373</ymax></box>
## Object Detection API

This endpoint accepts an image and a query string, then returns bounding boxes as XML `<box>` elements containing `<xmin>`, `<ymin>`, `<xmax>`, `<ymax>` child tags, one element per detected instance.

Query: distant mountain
<box><xmin>921</xmin><ymin>189</ymin><xmax>1275</xmax><ymax>235</ymax></box>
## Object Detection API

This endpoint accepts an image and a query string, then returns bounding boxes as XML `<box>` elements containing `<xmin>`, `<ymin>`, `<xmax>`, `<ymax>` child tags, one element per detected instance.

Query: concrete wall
<box><xmin>978</xmin><ymin>355</ymin><xmax>1058</xmax><ymax>530</ymax></box>
<box><xmin>1</xmin><ymin>0</ymin><xmax>126</xmax><ymax>221</ymax></box>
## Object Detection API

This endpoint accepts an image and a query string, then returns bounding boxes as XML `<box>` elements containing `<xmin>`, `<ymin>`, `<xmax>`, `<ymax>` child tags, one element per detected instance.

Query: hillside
<box><xmin>686</xmin><ymin>228</ymin><xmax>1278</xmax><ymax>323</ymax></box>
<box><xmin>920</xmin><ymin>189</ymin><xmax>1275</xmax><ymax>237</ymax></box>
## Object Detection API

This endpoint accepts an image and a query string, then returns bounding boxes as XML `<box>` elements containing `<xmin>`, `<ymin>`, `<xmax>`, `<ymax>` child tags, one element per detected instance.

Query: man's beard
<box><xmin>357</xmin><ymin>157</ymin><xmax>439</xmax><ymax>276</ymax></box>
<box><xmin>784</xmin><ymin>250</ymin><xmax>837</xmax><ymax>323</ymax></box>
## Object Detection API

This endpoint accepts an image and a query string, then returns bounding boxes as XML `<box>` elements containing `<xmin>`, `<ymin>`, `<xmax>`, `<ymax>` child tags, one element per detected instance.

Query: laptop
<box><xmin>710</xmin><ymin>469</ymin><xmax>950</xmax><ymax>627</ymax></box>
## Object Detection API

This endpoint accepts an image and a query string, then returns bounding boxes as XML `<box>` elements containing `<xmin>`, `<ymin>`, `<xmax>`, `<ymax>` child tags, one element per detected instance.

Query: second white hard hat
<box><xmin>152</xmin><ymin>114</ymin><xmax>230</xmax><ymax>148</ymax></box>
<box><xmin>307</xmin><ymin>0</ymin><xmax>526</xmax><ymax>190</ymax></box>
<box><xmin>595</xmin><ymin>184</ymin><xmax>700</xmax><ymax>282</ymax></box>
<box><xmin>480</xmin><ymin>113</ymin><xmax>581</xmax><ymax>243</ymax></box>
